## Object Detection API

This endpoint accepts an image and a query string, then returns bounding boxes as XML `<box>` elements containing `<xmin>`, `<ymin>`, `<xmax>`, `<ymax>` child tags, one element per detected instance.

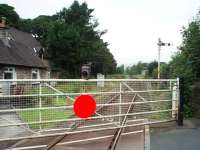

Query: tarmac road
<box><xmin>151</xmin><ymin>119</ymin><xmax>200</xmax><ymax>150</ymax></box>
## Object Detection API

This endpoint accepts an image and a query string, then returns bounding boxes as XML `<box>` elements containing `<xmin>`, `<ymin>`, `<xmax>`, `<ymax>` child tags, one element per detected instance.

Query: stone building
<box><xmin>0</xmin><ymin>17</ymin><xmax>49</xmax><ymax>80</ymax></box>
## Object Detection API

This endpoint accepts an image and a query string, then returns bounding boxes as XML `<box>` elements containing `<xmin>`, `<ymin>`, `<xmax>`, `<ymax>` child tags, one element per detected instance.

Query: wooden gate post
<box><xmin>172</xmin><ymin>83</ymin><xmax>177</xmax><ymax>118</ymax></box>
<box><xmin>178</xmin><ymin>77</ymin><xmax>184</xmax><ymax>126</ymax></box>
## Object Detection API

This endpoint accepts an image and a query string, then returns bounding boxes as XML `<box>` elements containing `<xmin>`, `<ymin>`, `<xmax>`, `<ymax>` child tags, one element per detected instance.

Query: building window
<box><xmin>47</xmin><ymin>71</ymin><xmax>51</xmax><ymax>79</ymax></box>
<box><xmin>3</xmin><ymin>67</ymin><xmax>16</xmax><ymax>79</ymax></box>
<box><xmin>32</xmin><ymin>69</ymin><xmax>40</xmax><ymax>79</ymax></box>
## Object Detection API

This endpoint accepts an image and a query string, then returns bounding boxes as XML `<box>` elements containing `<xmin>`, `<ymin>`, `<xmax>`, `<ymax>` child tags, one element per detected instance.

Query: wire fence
<box><xmin>0</xmin><ymin>79</ymin><xmax>179</xmax><ymax>146</ymax></box>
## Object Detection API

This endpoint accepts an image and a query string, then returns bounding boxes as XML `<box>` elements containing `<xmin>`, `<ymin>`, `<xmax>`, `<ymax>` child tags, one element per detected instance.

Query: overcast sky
<box><xmin>1</xmin><ymin>0</ymin><xmax>200</xmax><ymax>65</ymax></box>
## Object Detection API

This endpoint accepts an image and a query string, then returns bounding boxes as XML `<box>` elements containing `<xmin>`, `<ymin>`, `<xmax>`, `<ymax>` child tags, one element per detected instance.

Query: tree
<box><xmin>179</xmin><ymin>13</ymin><xmax>200</xmax><ymax>79</ymax></box>
<box><xmin>147</xmin><ymin>61</ymin><xmax>157</xmax><ymax>77</ymax></box>
<box><xmin>17</xmin><ymin>19</ymin><xmax>32</xmax><ymax>32</ymax></box>
<box><xmin>47</xmin><ymin>1</ymin><xmax>116</xmax><ymax>77</ymax></box>
<box><xmin>0</xmin><ymin>2</ymin><xmax>117</xmax><ymax>77</ymax></box>
<box><xmin>30</xmin><ymin>15</ymin><xmax>55</xmax><ymax>46</ymax></box>
<box><xmin>167</xmin><ymin>11</ymin><xmax>200</xmax><ymax>115</ymax></box>
<box><xmin>125</xmin><ymin>61</ymin><xmax>148</xmax><ymax>75</ymax></box>
<box><xmin>169</xmin><ymin>11</ymin><xmax>200</xmax><ymax>82</ymax></box>
<box><xmin>116</xmin><ymin>64</ymin><xmax>125</xmax><ymax>74</ymax></box>
<box><xmin>0</xmin><ymin>4</ymin><xmax>19</xmax><ymax>26</ymax></box>
<box><xmin>47</xmin><ymin>21</ymin><xmax>80</xmax><ymax>76</ymax></box>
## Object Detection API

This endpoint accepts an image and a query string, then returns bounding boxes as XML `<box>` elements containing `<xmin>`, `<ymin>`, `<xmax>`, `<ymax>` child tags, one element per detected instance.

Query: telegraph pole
<box><xmin>158</xmin><ymin>38</ymin><xmax>161</xmax><ymax>79</ymax></box>
<box><xmin>157</xmin><ymin>38</ymin><xmax>172</xmax><ymax>79</ymax></box>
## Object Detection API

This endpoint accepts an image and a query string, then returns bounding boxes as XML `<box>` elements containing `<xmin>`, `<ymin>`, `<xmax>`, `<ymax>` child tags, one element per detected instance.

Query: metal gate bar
<box><xmin>0</xmin><ymin>78</ymin><xmax>180</xmax><ymax>150</ymax></box>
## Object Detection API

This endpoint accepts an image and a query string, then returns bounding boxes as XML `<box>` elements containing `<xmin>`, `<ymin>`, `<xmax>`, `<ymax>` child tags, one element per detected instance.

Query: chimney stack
<box><xmin>0</xmin><ymin>17</ymin><xmax>10</xmax><ymax>47</ymax></box>
<box><xmin>0</xmin><ymin>17</ymin><xmax>6</xmax><ymax>28</ymax></box>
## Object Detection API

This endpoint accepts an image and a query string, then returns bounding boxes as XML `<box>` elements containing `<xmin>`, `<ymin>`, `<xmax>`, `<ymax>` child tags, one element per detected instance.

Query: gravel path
<box><xmin>0</xmin><ymin>107</ymin><xmax>32</xmax><ymax>150</ymax></box>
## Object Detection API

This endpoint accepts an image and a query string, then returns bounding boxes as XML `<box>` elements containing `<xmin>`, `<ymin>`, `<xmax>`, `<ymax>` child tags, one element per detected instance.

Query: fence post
<box><xmin>178</xmin><ymin>77</ymin><xmax>184</xmax><ymax>126</ymax></box>
<box><xmin>144</xmin><ymin>119</ymin><xmax>150</xmax><ymax>150</ymax></box>
<box><xmin>39</xmin><ymin>82</ymin><xmax>42</xmax><ymax>131</ymax></box>
<box><xmin>172</xmin><ymin>82</ymin><xmax>177</xmax><ymax>118</ymax></box>
<box><xmin>119</xmin><ymin>82</ymin><xmax>122</xmax><ymax>124</ymax></box>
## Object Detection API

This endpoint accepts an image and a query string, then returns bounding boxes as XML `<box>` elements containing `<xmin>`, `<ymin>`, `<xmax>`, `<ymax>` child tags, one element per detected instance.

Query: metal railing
<box><xmin>0</xmin><ymin>79</ymin><xmax>179</xmax><ymax>149</ymax></box>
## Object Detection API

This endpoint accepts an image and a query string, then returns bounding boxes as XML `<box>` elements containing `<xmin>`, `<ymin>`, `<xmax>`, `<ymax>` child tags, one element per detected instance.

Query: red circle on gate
<box><xmin>73</xmin><ymin>95</ymin><xmax>96</xmax><ymax>119</ymax></box>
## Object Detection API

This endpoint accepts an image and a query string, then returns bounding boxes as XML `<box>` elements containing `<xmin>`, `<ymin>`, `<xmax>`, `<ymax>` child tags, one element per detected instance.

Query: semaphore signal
<box><xmin>157</xmin><ymin>38</ymin><xmax>172</xmax><ymax>79</ymax></box>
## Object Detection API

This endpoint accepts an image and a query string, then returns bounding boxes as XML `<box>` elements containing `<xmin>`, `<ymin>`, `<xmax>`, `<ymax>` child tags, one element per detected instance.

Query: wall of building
<box><xmin>0</xmin><ymin>66</ymin><xmax>3</xmax><ymax>79</ymax></box>
<box><xmin>40</xmin><ymin>69</ymin><xmax>49</xmax><ymax>79</ymax></box>
<box><xmin>16</xmin><ymin>67</ymin><xmax>48</xmax><ymax>79</ymax></box>
<box><xmin>0</xmin><ymin>65</ymin><xmax>48</xmax><ymax>79</ymax></box>
<box><xmin>16</xmin><ymin>67</ymin><xmax>31</xmax><ymax>79</ymax></box>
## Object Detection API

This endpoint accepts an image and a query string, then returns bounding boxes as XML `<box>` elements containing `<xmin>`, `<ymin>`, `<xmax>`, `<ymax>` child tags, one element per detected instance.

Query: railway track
<box><xmin>6</xmin><ymin>81</ymin><xmax>157</xmax><ymax>150</ymax></box>
<box><xmin>44</xmin><ymin>94</ymin><xmax>120</xmax><ymax>150</ymax></box>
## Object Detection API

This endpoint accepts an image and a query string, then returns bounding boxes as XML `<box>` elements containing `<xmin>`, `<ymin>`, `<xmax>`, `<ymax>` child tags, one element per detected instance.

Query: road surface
<box><xmin>151</xmin><ymin>119</ymin><xmax>200</xmax><ymax>150</ymax></box>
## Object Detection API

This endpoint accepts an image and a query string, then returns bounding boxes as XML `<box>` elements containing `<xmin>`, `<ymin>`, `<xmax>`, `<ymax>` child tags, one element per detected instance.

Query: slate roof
<box><xmin>8</xmin><ymin>28</ymin><xmax>41</xmax><ymax>50</ymax></box>
<box><xmin>0</xmin><ymin>28</ymin><xmax>46</xmax><ymax>68</ymax></box>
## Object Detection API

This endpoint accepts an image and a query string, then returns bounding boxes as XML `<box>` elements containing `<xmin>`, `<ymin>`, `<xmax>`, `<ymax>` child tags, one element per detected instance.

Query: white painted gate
<box><xmin>0</xmin><ymin>79</ymin><xmax>179</xmax><ymax>150</ymax></box>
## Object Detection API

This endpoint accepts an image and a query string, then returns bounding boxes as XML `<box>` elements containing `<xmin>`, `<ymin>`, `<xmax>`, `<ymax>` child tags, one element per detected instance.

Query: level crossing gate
<box><xmin>0</xmin><ymin>79</ymin><xmax>181</xmax><ymax>150</ymax></box>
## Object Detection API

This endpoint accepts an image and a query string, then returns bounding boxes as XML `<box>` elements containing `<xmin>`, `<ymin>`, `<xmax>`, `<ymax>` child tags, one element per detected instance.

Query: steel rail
<box><xmin>108</xmin><ymin>94</ymin><xmax>137</xmax><ymax>150</ymax></box>
<box><xmin>9</xmin><ymin>130</ymin><xmax>144</xmax><ymax>150</ymax></box>
<box><xmin>43</xmin><ymin>92</ymin><xmax>120</xmax><ymax>150</ymax></box>
<box><xmin>39</xmin><ymin>119</ymin><xmax>145</xmax><ymax>133</ymax></box>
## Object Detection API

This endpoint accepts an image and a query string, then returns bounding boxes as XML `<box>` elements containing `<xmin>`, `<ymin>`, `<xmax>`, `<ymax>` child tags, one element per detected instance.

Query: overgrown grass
<box><xmin>193</xmin><ymin>106</ymin><xmax>200</xmax><ymax>118</ymax></box>
<box><xmin>24</xmin><ymin>82</ymin><xmax>114</xmax><ymax>95</ymax></box>
<box><xmin>18</xmin><ymin>82</ymin><xmax>115</xmax><ymax>129</ymax></box>
<box><xmin>18</xmin><ymin>109</ymin><xmax>73</xmax><ymax>129</ymax></box>
<box><xmin>148</xmin><ymin>91</ymin><xmax>172</xmax><ymax>120</ymax></box>
<box><xmin>17</xmin><ymin>96</ymin><xmax>74</xmax><ymax>129</ymax></box>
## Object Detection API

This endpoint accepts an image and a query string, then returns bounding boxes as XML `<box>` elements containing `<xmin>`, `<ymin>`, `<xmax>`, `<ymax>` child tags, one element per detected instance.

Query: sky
<box><xmin>1</xmin><ymin>0</ymin><xmax>200</xmax><ymax>66</ymax></box>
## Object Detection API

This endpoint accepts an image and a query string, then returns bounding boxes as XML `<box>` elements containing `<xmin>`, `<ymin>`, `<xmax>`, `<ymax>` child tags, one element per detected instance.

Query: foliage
<box><xmin>124</xmin><ymin>60</ymin><xmax>169</xmax><ymax>79</ymax></box>
<box><xmin>168</xmin><ymin>11</ymin><xmax>200</xmax><ymax>117</ymax></box>
<box><xmin>147</xmin><ymin>61</ymin><xmax>157</xmax><ymax>77</ymax></box>
<box><xmin>180</xmin><ymin>14</ymin><xmax>200</xmax><ymax>79</ymax></box>
<box><xmin>0</xmin><ymin>4</ymin><xmax>19</xmax><ymax>26</ymax></box>
<box><xmin>193</xmin><ymin>105</ymin><xmax>200</xmax><ymax>118</ymax></box>
<box><xmin>116</xmin><ymin>64</ymin><xmax>125</xmax><ymax>74</ymax></box>
<box><xmin>125</xmin><ymin>61</ymin><xmax>147</xmax><ymax>75</ymax></box>
<box><xmin>169</xmin><ymin>12</ymin><xmax>200</xmax><ymax>80</ymax></box>
<box><xmin>0</xmin><ymin>2</ymin><xmax>117</xmax><ymax>77</ymax></box>
<box><xmin>17</xmin><ymin>19</ymin><xmax>33</xmax><ymax>32</ymax></box>
<box><xmin>46</xmin><ymin>1</ymin><xmax>117</xmax><ymax>76</ymax></box>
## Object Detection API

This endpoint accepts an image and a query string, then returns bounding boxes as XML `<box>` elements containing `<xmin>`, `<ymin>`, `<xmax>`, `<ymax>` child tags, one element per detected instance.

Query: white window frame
<box><xmin>31</xmin><ymin>68</ymin><xmax>40</xmax><ymax>79</ymax></box>
<box><xmin>47</xmin><ymin>71</ymin><xmax>51</xmax><ymax>79</ymax></box>
<box><xmin>3</xmin><ymin>67</ymin><xmax>16</xmax><ymax>79</ymax></box>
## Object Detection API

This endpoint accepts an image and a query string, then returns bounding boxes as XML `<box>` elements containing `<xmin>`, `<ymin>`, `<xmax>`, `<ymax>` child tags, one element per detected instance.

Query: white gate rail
<box><xmin>0</xmin><ymin>78</ymin><xmax>179</xmax><ymax>149</ymax></box>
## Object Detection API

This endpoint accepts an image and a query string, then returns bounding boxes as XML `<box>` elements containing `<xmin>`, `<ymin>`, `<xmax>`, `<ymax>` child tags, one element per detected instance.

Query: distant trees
<box><xmin>120</xmin><ymin>60</ymin><xmax>169</xmax><ymax>79</ymax></box>
<box><xmin>146</xmin><ymin>61</ymin><xmax>157</xmax><ymax>77</ymax></box>
<box><xmin>116</xmin><ymin>64</ymin><xmax>125</xmax><ymax>74</ymax></box>
<box><xmin>125</xmin><ymin>10</ymin><xmax>200</xmax><ymax>80</ymax></box>
<box><xmin>125</xmin><ymin>61</ymin><xmax>147</xmax><ymax>75</ymax></box>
